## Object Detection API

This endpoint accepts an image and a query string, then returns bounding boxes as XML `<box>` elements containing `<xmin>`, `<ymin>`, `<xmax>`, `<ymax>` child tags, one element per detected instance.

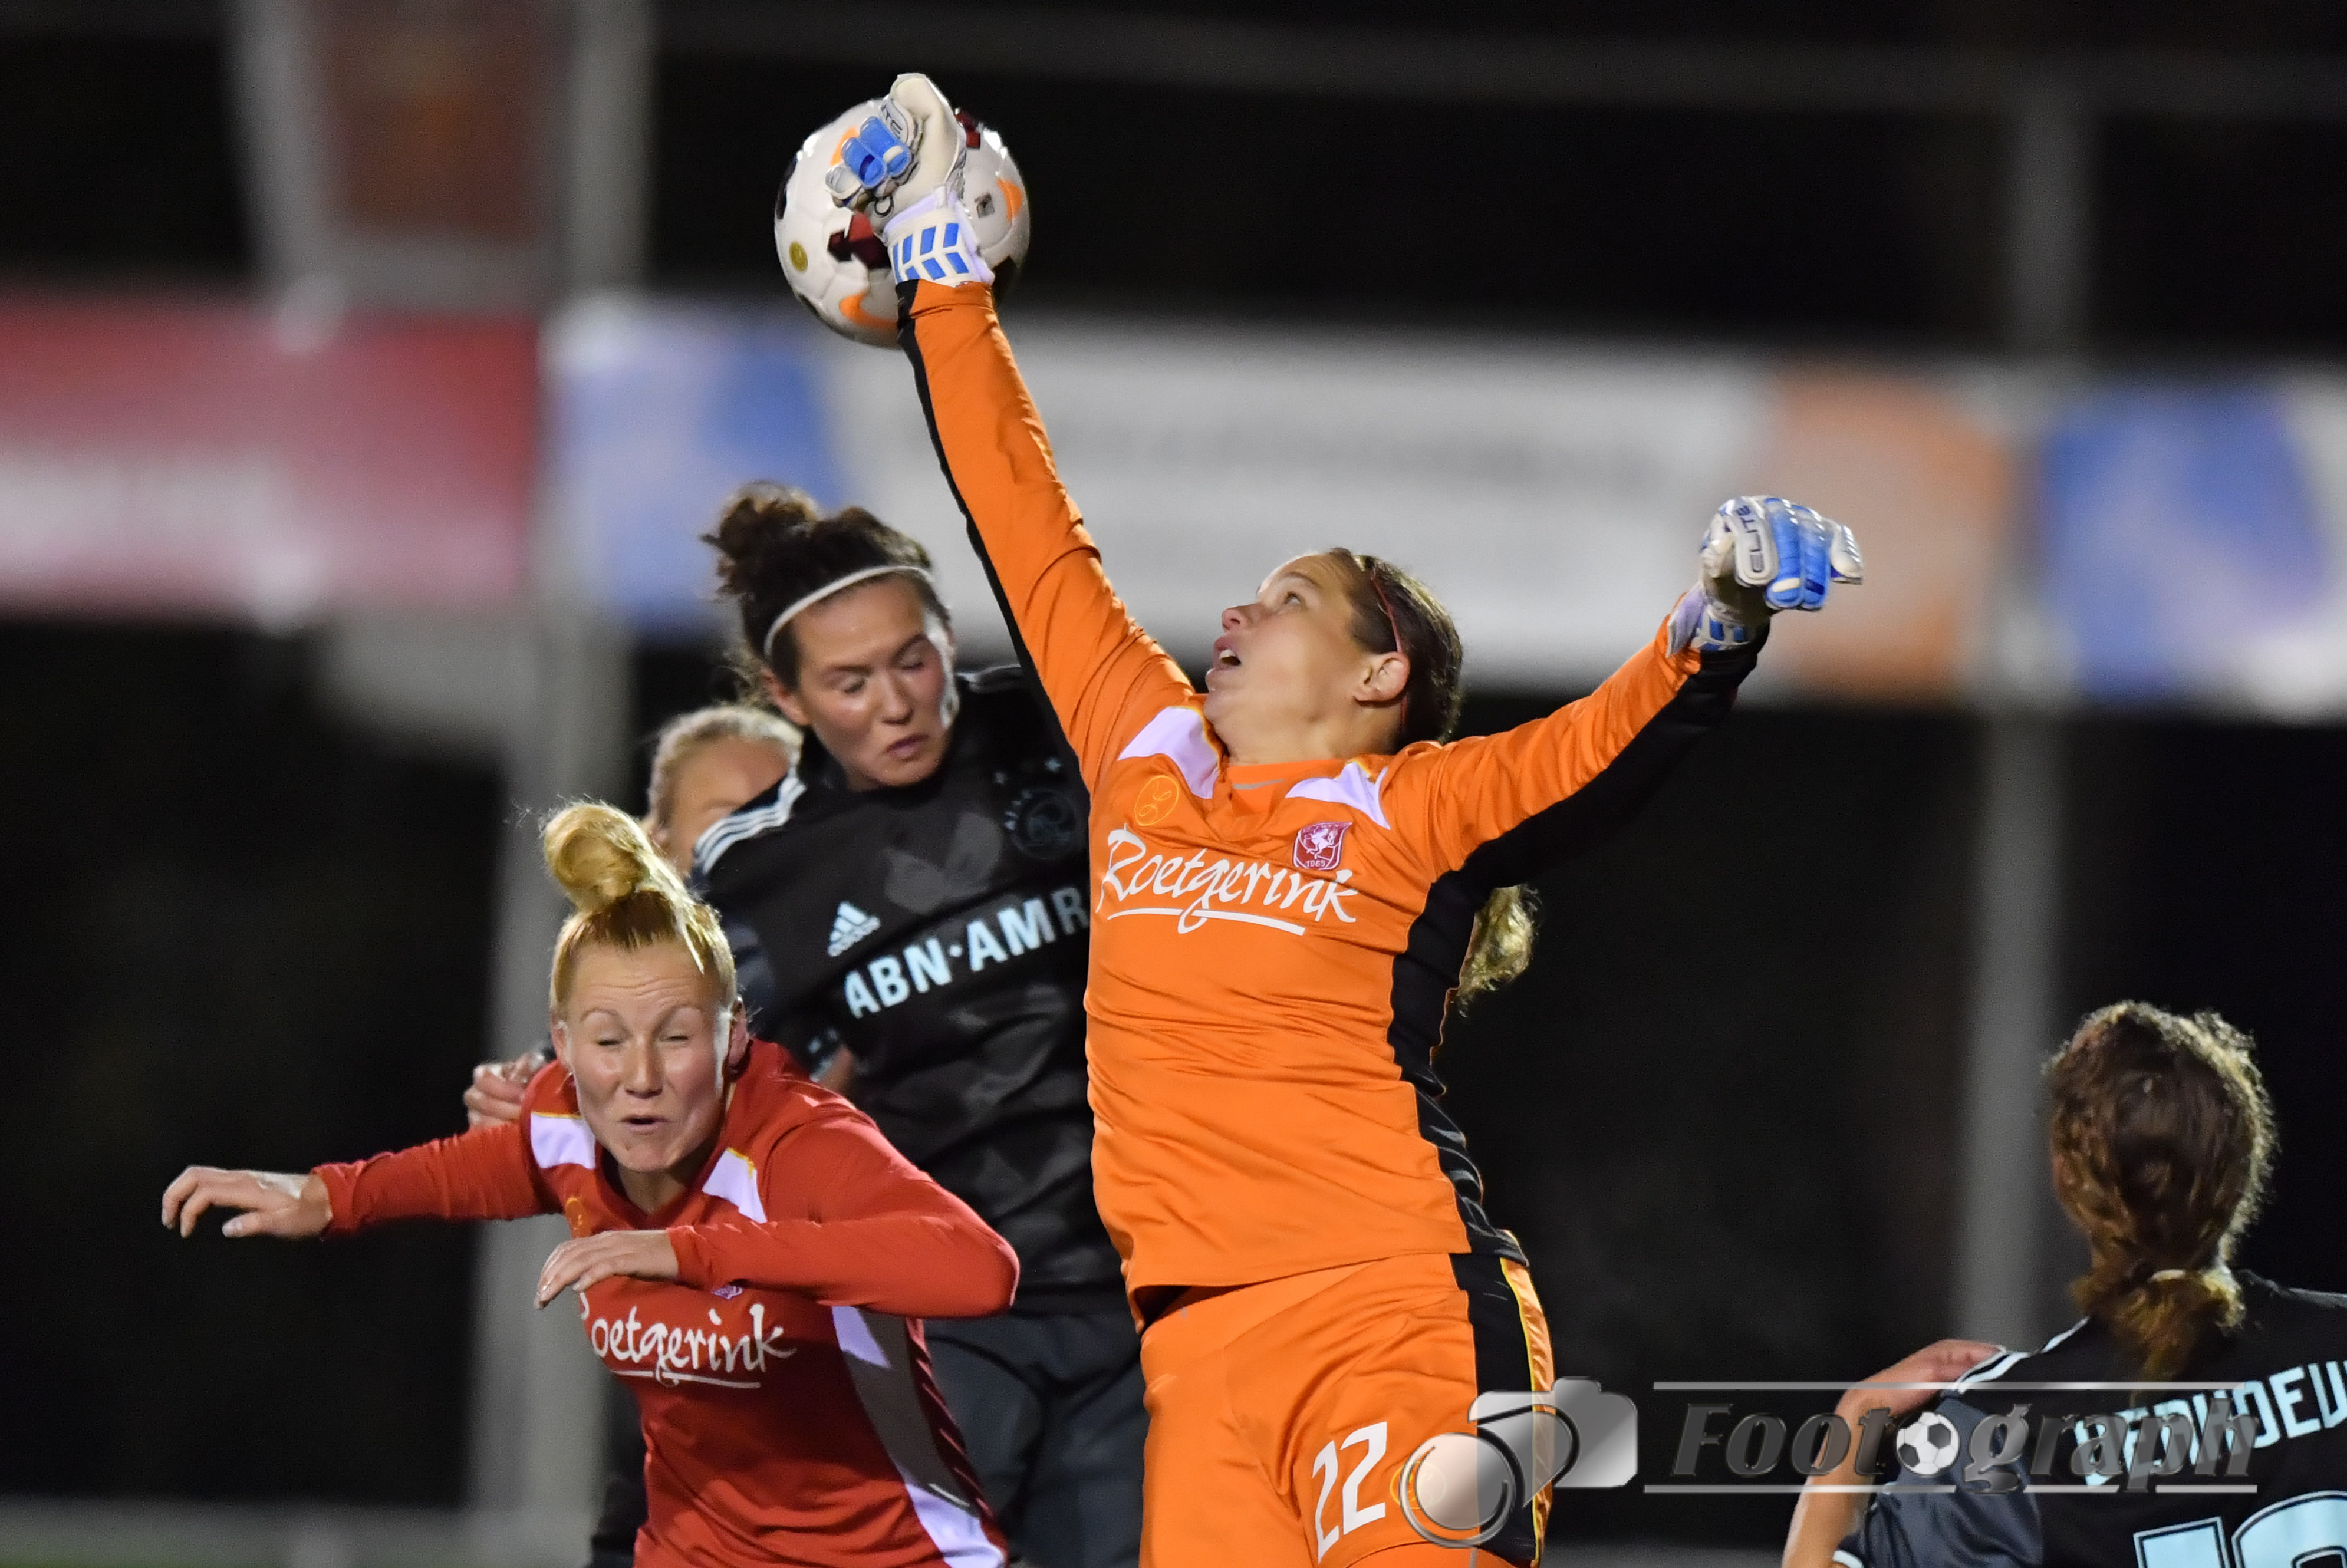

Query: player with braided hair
<box><xmin>816</xmin><ymin>72</ymin><xmax>1863</xmax><ymax>1567</ymax></box>
<box><xmin>2048</xmin><ymin>1007</ymin><xmax>2277</xmax><ymax>1378</ymax></box>
<box><xmin>1786</xmin><ymin>1003</ymin><xmax>2347</xmax><ymax>1568</ymax></box>
<box><xmin>164</xmin><ymin>804</ymin><xmax>1017</xmax><ymax>1568</ymax></box>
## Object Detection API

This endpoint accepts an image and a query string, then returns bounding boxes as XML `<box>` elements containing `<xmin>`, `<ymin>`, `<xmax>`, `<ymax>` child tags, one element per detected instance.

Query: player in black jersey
<box><xmin>1786</xmin><ymin>1002</ymin><xmax>2347</xmax><ymax>1568</ymax></box>
<box><xmin>687</xmin><ymin>485</ymin><xmax>1138</xmax><ymax>1568</ymax></box>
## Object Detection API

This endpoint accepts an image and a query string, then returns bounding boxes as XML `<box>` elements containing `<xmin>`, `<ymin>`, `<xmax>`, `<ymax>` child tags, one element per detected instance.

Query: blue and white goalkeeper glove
<box><xmin>1670</xmin><ymin>496</ymin><xmax>1863</xmax><ymax>656</ymax></box>
<box><xmin>824</xmin><ymin>73</ymin><xmax>993</xmax><ymax>286</ymax></box>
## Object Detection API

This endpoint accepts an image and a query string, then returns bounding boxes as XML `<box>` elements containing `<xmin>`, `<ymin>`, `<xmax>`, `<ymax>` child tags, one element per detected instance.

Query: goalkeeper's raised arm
<box><xmin>816</xmin><ymin>74</ymin><xmax>1193</xmax><ymax>788</ymax></box>
<box><xmin>806</xmin><ymin>77</ymin><xmax>1862</xmax><ymax>795</ymax></box>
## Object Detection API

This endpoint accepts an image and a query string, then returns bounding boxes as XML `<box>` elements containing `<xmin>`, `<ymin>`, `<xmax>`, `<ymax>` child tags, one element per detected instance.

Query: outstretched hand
<box><xmin>1783</xmin><ymin>1336</ymin><xmax>2002</xmax><ymax>1568</ymax></box>
<box><xmin>161</xmin><ymin>1167</ymin><xmax>331</xmax><ymax>1240</ymax></box>
<box><xmin>1677</xmin><ymin>495</ymin><xmax>1863</xmax><ymax>655</ymax></box>
<box><xmin>465</xmin><ymin>1050</ymin><xmax>541</xmax><ymax>1129</ymax></box>
<box><xmin>1836</xmin><ymin>1336</ymin><xmax>2002</xmax><ymax>1424</ymax></box>
<box><xmin>536</xmin><ymin>1230</ymin><xmax>679</xmax><ymax>1309</ymax></box>
<box><xmin>823</xmin><ymin>73</ymin><xmax>962</xmax><ymax>219</ymax></box>
<box><xmin>819</xmin><ymin>74</ymin><xmax>998</xmax><ymax>288</ymax></box>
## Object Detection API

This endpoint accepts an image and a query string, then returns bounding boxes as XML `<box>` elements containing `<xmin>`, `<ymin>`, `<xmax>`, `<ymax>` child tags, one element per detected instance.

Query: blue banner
<box><xmin>2039</xmin><ymin>387</ymin><xmax>2329</xmax><ymax>702</ymax></box>
<box><xmin>547</xmin><ymin>302</ymin><xmax>847</xmax><ymax>635</ymax></box>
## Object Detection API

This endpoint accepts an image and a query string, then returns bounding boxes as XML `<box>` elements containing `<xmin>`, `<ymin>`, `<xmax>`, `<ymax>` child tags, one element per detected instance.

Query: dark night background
<box><xmin>3</xmin><ymin>1</ymin><xmax>2343</xmax><ymax>1547</ymax></box>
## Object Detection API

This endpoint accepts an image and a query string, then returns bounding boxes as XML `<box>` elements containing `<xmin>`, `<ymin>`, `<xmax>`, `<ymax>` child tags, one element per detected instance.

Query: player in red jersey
<box><xmin>466</xmin><ymin>700</ymin><xmax>813</xmax><ymax>1126</ymax></box>
<box><xmin>163</xmin><ymin>802</ymin><xmax>1018</xmax><ymax>1568</ymax></box>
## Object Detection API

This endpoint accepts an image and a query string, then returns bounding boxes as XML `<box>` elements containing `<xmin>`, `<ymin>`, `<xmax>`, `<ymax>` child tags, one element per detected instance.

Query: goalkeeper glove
<box><xmin>1670</xmin><ymin>496</ymin><xmax>1863</xmax><ymax>655</ymax></box>
<box><xmin>825</xmin><ymin>73</ymin><xmax>994</xmax><ymax>286</ymax></box>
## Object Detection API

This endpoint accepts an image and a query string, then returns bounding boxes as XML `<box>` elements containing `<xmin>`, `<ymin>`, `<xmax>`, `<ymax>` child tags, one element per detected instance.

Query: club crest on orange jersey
<box><xmin>1133</xmin><ymin>774</ymin><xmax>1180</xmax><ymax>826</ymax></box>
<box><xmin>1293</xmin><ymin>821</ymin><xmax>1349</xmax><ymax>872</ymax></box>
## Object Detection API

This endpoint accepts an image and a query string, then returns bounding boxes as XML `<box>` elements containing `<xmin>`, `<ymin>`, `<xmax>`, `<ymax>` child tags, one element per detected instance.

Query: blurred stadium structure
<box><xmin>5</xmin><ymin>2</ymin><xmax>2346</xmax><ymax>1565</ymax></box>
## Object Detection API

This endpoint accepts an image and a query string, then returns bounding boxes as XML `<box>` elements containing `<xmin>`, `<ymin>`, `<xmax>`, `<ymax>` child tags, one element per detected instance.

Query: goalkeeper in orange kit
<box><xmin>803</xmin><ymin>73</ymin><xmax>1862</xmax><ymax>1566</ymax></box>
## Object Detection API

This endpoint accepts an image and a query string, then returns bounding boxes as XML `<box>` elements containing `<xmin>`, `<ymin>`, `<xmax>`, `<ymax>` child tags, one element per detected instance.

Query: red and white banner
<box><xmin>0</xmin><ymin>299</ymin><xmax>535</xmax><ymax>621</ymax></box>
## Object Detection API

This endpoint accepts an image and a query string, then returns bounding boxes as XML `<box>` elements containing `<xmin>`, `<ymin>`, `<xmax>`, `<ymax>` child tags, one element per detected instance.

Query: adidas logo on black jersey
<box><xmin>827</xmin><ymin>901</ymin><xmax>881</xmax><ymax>957</ymax></box>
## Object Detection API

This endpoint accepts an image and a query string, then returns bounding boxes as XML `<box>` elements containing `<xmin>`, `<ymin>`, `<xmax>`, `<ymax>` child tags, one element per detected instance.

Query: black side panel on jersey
<box><xmin>1383</xmin><ymin>647</ymin><xmax>1759</xmax><ymax>1260</ymax></box>
<box><xmin>1451</xmin><ymin>1253</ymin><xmax>1549</xmax><ymax>1566</ymax></box>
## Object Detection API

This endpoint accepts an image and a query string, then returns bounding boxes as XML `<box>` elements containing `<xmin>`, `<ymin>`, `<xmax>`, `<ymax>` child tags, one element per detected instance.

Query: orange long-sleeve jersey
<box><xmin>899</xmin><ymin>283</ymin><xmax>1761</xmax><ymax>1317</ymax></box>
<box><xmin>315</xmin><ymin>1041</ymin><xmax>1015</xmax><ymax>1568</ymax></box>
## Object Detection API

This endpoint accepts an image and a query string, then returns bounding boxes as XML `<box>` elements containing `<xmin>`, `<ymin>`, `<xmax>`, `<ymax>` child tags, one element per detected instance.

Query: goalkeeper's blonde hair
<box><xmin>544</xmin><ymin>802</ymin><xmax>736</xmax><ymax>1016</ymax></box>
<box><xmin>1326</xmin><ymin>549</ymin><xmax>1535</xmax><ymax>1004</ymax></box>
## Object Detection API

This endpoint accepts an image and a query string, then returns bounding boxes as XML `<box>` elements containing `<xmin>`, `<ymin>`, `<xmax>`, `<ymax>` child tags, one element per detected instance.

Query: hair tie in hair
<box><xmin>761</xmin><ymin>565</ymin><xmax>936</xmax><ymax>661</ymax></box>
<box><xmin>2149</xmin><ymin>1268</ymin><xmax>2190</xmax><ymax>1283</ymax></box>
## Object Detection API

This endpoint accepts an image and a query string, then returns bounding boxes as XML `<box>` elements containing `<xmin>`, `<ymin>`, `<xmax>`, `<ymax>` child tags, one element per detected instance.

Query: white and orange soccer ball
<box><xmin>774</xmin><ymin>101</ymin><xmax>1031</xmax><ymax>348</ymax></box>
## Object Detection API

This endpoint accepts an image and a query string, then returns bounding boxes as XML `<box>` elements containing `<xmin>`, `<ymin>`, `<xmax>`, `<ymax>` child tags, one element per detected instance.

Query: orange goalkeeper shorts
<box><xmin>1137</xmin><ymin>1250</ymin><xmax>1555</xmax><ymax>1568</ymax></box>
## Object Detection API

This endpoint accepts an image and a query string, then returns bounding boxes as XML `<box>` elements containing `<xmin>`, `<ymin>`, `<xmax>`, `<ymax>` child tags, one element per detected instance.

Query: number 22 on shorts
<box><xmin>1314</xmin><ymin>1422</ymin><xmax>1389</xmax><ymax>1559</ymax></box>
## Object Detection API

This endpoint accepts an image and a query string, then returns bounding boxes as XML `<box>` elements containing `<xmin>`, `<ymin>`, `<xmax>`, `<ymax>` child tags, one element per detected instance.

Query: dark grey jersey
<box><xmin>694</xmin><ymin>668</ymin><xmax>1121</xmax><ymax>1313</ymax></box>
<box><xmin>1841</xmin><ymin>1274</ymin><xmax>2347</xmax><ymax>1568</ymax></box>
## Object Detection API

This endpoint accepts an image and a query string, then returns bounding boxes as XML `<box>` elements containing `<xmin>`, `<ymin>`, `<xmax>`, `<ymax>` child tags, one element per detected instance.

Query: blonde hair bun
<box><xmin>541</xmin><ymin>801</ymin><xmax>738</xmax><ymax>1016</ymax></box>
<box><xmin>543</xmin><ymin>802</ymin><xmax>685</xmax><ymax>915</ymax></box>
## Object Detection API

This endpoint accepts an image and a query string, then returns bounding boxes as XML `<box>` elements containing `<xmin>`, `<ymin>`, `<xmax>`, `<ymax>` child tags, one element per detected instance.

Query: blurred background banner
<box><xmin>831</xmin><ymin>318</ymin><xmax>1773</xmax><ymax>681</ymax></box>
<box><xmin>554</xmin><ymin>301</ymin><xmax>2035</xmax><ymax>703</ymax></box>
<box><xmin>0</xmin><ymin>298</ymin><xmax>535</xmax><ymax>622</ymax></box>
<box><xmin>1737</xmin><ymin>368</ymin><xmax>2017</xmax><ymax>704</ymax></box>
<box><xmin>548</xmin><ymin>298</ymin><xmax>845</xmax><ymax>635</ymax></box>
<box><xmin>2038</xmin><ymin>380</ymin><xmax>2347</xmax><ymax>715</ymax></box>
<box><xmin>548</xmin><ymin>296</ymin><xmax>2347</xmax><ymax>714</ymax></box>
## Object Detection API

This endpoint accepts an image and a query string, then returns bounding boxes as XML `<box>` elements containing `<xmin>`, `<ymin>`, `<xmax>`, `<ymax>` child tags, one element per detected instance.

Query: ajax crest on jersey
<box><xmin>1004</xmin><ymin>784</ymin><xmax>1082</xmax><ymax>861</ymax></box>
<box><xmin>1895</xmin><ymin>1411</ymin><xmax>1961</xmax><ymax>1476</ymax></box>
<box><xmin>1293</xmin><ymin>821</ymin><xmax>1349</xmax><ymax>872</ymax></box>
<box><xmin>775</xmin><ymin>102</ymin><xmax>1032</xmax><ymax>347</ymax></box>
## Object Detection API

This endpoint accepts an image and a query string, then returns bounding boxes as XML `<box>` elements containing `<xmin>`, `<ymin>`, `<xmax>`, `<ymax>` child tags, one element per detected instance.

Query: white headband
<box><xmin>761</xmin><ymin>565</ymin><xmax>935</xmax><ymax>661</ymax></box>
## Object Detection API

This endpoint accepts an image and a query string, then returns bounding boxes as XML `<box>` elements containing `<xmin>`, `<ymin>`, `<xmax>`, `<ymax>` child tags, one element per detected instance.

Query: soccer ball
<box><xmin>1894</xmin><ymin>1411</ymin><xmax>1961</xmax><ymax>1476</ymax></box>
<box><xmin>774</xmin><ymin>101</ymin><xmax>1032</xmax><ymax>348</ymax></box>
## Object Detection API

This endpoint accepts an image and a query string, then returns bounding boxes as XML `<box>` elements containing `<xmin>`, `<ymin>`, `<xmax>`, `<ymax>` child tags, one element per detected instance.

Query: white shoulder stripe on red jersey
<box><xmin>529</xmin><ymin>1112</ymin><xmax>595</xmax><ymax>1171</ymax></box>
<box><xmin>830</xmin><ymin>1306</ymin><xmax>1004</xmax><ymax>1567</ymax></box>
<box><xmin>1115</xmin><ymin>706</ymin><xmax>1219</xmax><ymax>798</ymax></box>
<box><xmin>699</xmin><ymin>1148</ymin><xmax>766</xmax><ymax>1223</ymax></box>
<box><xmin>1283</xmin><ymin>762</ymin><xmax>1391</xmax><ymax>829</ymax></box>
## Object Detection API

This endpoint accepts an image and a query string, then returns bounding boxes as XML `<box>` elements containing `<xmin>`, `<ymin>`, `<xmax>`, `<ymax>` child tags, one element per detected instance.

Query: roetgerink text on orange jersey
<box><xmin>1096</xmin><ymin>824</ymin><xmax>1358</xmax><ymax>934</ymax></box>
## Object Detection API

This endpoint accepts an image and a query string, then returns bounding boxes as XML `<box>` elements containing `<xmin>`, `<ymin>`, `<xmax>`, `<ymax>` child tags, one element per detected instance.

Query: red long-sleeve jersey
<box><xmin>314</xmin><ymin>1040</ymin><xmax>1016</xmax><ymax>1568</ymax></box>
